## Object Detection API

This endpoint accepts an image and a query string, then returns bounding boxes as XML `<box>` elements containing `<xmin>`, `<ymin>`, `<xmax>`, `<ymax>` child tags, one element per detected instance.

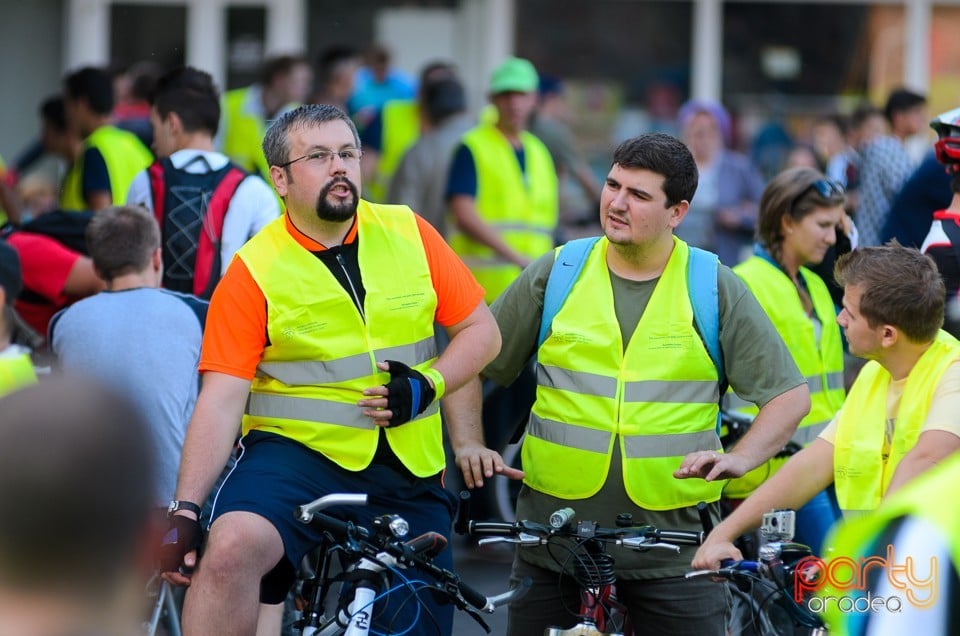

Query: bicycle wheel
<box><xmin>493</xmin><ymin>437</ymin><xmax>523</xmax><ymax>521</ymax></box>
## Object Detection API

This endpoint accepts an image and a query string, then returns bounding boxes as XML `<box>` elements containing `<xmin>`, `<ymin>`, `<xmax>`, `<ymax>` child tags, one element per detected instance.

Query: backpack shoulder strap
<box><xmin>538</xmin><ymin>236</ymin><xmax>601</xmax><ymax>348</ymax></box>
<box><xmin>193</xmin><ymin>164</ymin><xmax>248</xmax><ymax>299</ymax></box>
<box><xmin>687</xmin><ymin>246</ymin><xmax>725</xmax><ymax>386</ymax></box>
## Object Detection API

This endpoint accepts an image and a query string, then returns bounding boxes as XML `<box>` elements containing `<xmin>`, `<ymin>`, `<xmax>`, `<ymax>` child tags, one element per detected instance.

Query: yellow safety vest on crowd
<box><xmin>366</xmin><ymin>99</ymin><xmax>420</xmax><ymax>203</ymax></box>
<box><xmin>833</xmin><ymin>331</ymin><xmax>960</xmax><ymax>515</ymax></box>
<box><xmin>528</xmin><ymin>237</ymin><xmax>724</xmax><ymax>510</ymax></box>
<box><xmin>724</xmin><ymin>255</ymin><xmax>845</xmax><ymax>498</ymax></box>
<box><xmin>821</xmin><ymin>452</ymin><xmax>960</xmax><ymax>634</ymax></box>
<box><xmin>78</xmin><ymin>125</ymin><xmax>152</xmax><ymax>206</ymax></box>
<box><xmin>0</xmin><ymin>348</ymin><xmax>37</xmax><ymax>398</ymax></box>
<box><xmin>58</xmin><ymin>160</ymin><xmax>85</xmax><ymax>211</ymax></box>
<box><xmin>221</xmin><ymin>87</ymin><xmax>271</xmax><ymax>183</ymax></box>
<box><xmin>448</xmin><ymin>124</ymin><xmax>558</xmax><ymax>304</ymax></box>
<box><xmin>237</xmin><ymin>201</ymin><xmax>445</xmax><ymax>476</ymax></box>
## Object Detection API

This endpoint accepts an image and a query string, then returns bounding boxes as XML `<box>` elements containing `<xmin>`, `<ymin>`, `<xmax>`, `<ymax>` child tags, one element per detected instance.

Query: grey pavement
<box><xmin>452</xmin><ymin>538</ymin><xmax>515</xmax><ymax>635</ymax></box>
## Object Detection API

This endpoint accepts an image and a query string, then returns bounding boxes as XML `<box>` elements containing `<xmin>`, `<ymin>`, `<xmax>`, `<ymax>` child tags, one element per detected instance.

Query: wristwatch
<box><xmin>167</xmin><ymin>500</ymin><xmax>202</xmax><ymax>517</ymax></box>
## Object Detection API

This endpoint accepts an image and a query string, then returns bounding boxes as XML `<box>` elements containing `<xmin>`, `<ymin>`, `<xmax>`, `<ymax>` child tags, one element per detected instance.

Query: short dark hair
<box><xmin>835</xmin><ymin>242</ymin><xmax>944</xmax><ymax>343</ymax></box>
<box><xmin>39</xmin><ymin>96</ymin><xmax>68</xmax><ymax>132</ymax></box>
<box><xmin>611</xmin><ymin>133</ymin><xmax>698</xmax><ymax>207</ymax></box>
<box><xmin>851</xmin><ymin>103</ymin><xmax>883</xmax><ymax>130</ymax></box>
<box><xmin>63</xmin><ymin>66</ymin><xmax>115</xmax><ymax>116</ymax></box>
<box><xmin>422</xmin><ymin>78</ymin><xmax>465</xmax><ymax>125</ymax></box>
<box><xmin>0</xmin><ymin>377</ymin><xmax>155</xmax><ymax>597</ymax></box>
<box><xmin>262</xmin><ymin>103</ymin><xmax>360</xmax><ymax>169</ymax></box>
<box><xmin>884</xmin><ymin>88</ymin><xmax>926</xmax><ymax>124</ymax></box>
<box><xmin>85</xmin><ymin>205</ymin><xmax>160</xmax><ymax>282</ymax></box>
<box><xmin>814</xmin><ymin>114</ymin><xmax>849</xmax><ymax>137</ymax></box>
<box><xmin>152</xmin><ymin>66</ymin><xmax>221</xmax><ymax>136</ymax></box>
<box><xmin>756</xmin><ymin>167</ymin><xmax>846</xmax><ymax>261</ymax></box>
<box><xmin>260</xmin><ymin>54</ymin><xmax>309</xmax><ymax>86</ymax></box>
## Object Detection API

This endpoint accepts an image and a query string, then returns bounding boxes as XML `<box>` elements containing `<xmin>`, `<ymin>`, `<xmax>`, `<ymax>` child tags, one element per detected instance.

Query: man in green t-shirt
<box><xmin>445</xmin><ymin>132</ymin><xmax>809</xmax><ymax>635</ymax></box>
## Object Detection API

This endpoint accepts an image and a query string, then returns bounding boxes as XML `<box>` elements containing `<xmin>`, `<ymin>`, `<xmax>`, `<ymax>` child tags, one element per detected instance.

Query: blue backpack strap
<box><xmin>687</xmin><ymin>246</ymin><xmax>725</xmax><ymax>388</ymax></box>
<box><xmin>538</xmin><ymin>236</ymin><xmax>601</xmax><ymax>348</ymax></box>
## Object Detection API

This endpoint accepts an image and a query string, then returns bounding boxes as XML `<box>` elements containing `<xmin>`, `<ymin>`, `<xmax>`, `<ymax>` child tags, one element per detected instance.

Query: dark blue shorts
<box><xmin>210</xmin><ymin>430</ymin><xmax>458</xmax><ymax>630</ymax></box>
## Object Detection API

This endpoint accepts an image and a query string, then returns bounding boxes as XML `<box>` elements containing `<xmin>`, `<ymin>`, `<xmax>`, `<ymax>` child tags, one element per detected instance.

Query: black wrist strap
<box><xmin>168</xmin><ymin>500</ymin><xmax>202</xmax><ymax>517</ymax></box>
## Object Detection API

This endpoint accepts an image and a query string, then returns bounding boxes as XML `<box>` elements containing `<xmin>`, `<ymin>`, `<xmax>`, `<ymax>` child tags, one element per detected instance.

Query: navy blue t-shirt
<box><xmin>444</xmin><ymin>142</ymin><xmax>526</xmax><ymax>200</ymax></box>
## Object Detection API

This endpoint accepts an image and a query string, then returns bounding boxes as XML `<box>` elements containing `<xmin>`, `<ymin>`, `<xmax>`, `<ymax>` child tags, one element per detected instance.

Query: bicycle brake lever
<box><xmin>684</xmin><ymin>569</ymin><xmax>719</xmax><ymax>579</ymax></box>
<box><xmin>462</xmin><ymin>606</ymin><xmax>491</xmax><ymax>634</ymax></box>
<box><xmin>620</xmin><ymin>537</ymin><xmax>681</xmax><ymax>553</ymax></box>
<box><xmin>477</xmin><ymin>532</ymin><xmax>541</xmax><ymax>547</ymax></box>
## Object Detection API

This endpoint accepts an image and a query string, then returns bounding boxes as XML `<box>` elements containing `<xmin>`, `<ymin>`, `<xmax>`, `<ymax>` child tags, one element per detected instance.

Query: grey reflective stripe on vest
<box><xmin>791</xmin><ymin>420</ymin><xmax>830</xmax><ymax>446</ymax></box>
<box><xmin>256</xmin><ymin>337</ymin><xmax>437</xmax><ymax>385</ymax></box>
<box><xmin>246</xmin><ymin>392</ymin><xmax>440</xmax><ymax>427</ymax></box>
<box><xmin>537</xmin><ymin>364</ymin><xmax>618</xmax><ymax>399</ymax></box>
<box><xmin>623</xmin><ymin>430</ymin><xmax>722</xmax><ymax>459</ymax></box>
<box><xmin>527</xmin><ymin>413</ymin><xmax>612</xmax><ymax>454</ymax></box>
<box><xmin>806</xmin><ymin>372</ymin><xmax>844</xmax><ymax>394</ymax></box>
<box><xmin>623</xmin><ymin>380</ymin><xmax>719</xmax><ymax>404</ymax></box>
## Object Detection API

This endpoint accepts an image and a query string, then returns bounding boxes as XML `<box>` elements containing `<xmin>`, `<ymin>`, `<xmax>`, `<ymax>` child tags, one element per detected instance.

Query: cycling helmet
<box><xmin>932</xmin><ymin>106</ymin><xmax>960</xmax><ymax>171</ymax></box>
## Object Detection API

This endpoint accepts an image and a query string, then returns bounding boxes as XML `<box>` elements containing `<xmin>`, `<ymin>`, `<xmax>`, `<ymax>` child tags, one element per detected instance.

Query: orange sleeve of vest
<box><xmin>415</xmin><ymin>214</ymin><xmax>486</xmax><ymax>327</ymax></box>
<box><xmin>198</xmin><ymin>257</ymin><xmax>268</xmax><ymax>380</ymax></box>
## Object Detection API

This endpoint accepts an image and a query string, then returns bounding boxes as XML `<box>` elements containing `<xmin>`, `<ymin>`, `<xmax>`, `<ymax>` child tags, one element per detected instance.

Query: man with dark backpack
<box><xmin>126</xmin><ymin>66</ymin><xmax>279</xmax><ymax>299</ymax></box>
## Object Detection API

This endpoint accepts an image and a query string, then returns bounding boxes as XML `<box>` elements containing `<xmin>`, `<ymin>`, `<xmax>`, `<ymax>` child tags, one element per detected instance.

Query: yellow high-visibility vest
<box><xmin>237</xmin><ymin>201</ymin><xmax>444</xmax><ymax>476</ymax></box>
<box><xmin>528</xmin><ymin>236</ymin><xmax>724</xmax><ymax>510</ymax></box>
<box><xmin>448</xmin><ymin>124</ymin><xmax>558</xmax><ymax>303</ymax></box>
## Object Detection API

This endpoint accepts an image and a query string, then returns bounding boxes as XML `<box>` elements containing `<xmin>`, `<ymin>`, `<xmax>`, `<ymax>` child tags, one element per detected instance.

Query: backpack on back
<box><xmin>148</xmin><ymin>158</ymin><xmax>247</xmax><ymax>299</ymax></box>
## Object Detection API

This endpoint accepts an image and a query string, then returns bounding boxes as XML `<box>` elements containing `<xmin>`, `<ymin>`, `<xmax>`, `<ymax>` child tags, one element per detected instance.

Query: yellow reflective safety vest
<box><xmin>367</xmin><ymin>99</ymin><xmax>420</xmax><ymax>203</ymax></box>
<box><xmin>833</xmin><ymin>330</ymin><xmax>960</xmax><ymax>514</ymax></box>
<box><xmin>448</xmin><ymin>124</ymin><xmax>558</xmax><ymax>304</ymax></box>
<box><xmin>237</xmin><ymin>201</ymin><xmax>444</xmax><ymax>476</ymax></box>
<box><xmin>822</xmin><ymin>452</ymin><xmax>960</xmax><ymax>633</ymax></box>
<box><xmin>221</xmin><ymin>87</ymin><xmax>271</xmax><ymax>183</ymax></box>
<box><xmin>58</xmin><ymin>161</ymin><xmax>85</xmax><ymax>212</ymax></box>
<box><xmin>79</xmin><ymin>125</ymin><xmax>153</xmax><ymax>206</ymax></box>
<box><xmin>528</xmin><ymin>237</ymin><xmax>724</xmax><ymax>510</ymax></box>
<box><xmin>0</xmin><ymin>348</ymin><xmax>37</xmax><ymax>398</ymax></box>
<box><xmin>724</xmin><ymin>255</ymin><xmax>845</xmax><ymax>498</ymax></box>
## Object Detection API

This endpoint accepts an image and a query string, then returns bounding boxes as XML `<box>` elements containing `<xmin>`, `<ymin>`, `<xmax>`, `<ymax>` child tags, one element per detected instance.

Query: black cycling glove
<box><xmin>382</xmin><ymin>360</ymin><xmax>436</xmax><ymax>427</ymax></box>
<box><xmin>158</xmin><ymin>514</ymin><xmax>203</xmax><ymax>574</ymax></box>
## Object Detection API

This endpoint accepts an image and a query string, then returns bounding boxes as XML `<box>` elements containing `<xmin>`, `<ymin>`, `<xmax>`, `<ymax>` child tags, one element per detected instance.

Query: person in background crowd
<box><xmin>126</xmin><ymin>65</ymin><xmax>279</xmax><ymax>299</ymax></box>
<box><xmin>310</xmin><ymin>46</ymin><xmax>361</xmax><ymax>113</ymax></box>
<box><xmin>676</xmin><ymin>98</ymin><xmax>765</xmax><ymax>266</ymax></box>
<box><xmin>220</xmin><ymin>54</ymin><xmax>313</xmax><ymax>184</ymax></box>
<box><xmin>388</xmin><ymin>75</ymin><xmax>472</xmax><ymax>236</ymax></box>
<box><xmin>0</xmin><ymin>240</ymin><xmax>37</xmax><ymax>397</ymax></box>
<box><xmin>111</xmin><ymin>60</ymin><xmax>162</xmax><ymax>149</ymax></box>
<box><xmin>725</xmin><ymin>167</ymin><xmax>848</xmax><ymax>555</ymax></box>
<box><xmin>62</xmin><ymin>66</ymin><xmax>154</xmax><ymax>211</ymax></box>
<box><xmin>49</xmin><ymin>205</ymin><xmax>207</xmax><ymax>506</ymax></box>
<box><xmin>0</xmin><ymin>377</ymin><xmax>157</xmax><ymax>636</ymax></box>
<box><xmin>850</xmin><ymin>103</ymin><xmax>913</xmax><ymax>247</ymax></box>
<box><xmin>884</xmin><ymin>87</ymin><xmax>929</xmax><ymax>164</ymax></box>
<box><xmin>349</xmin><ymin>44</ymin><xmax>416</xmax><ymax>125</ymax></box>
<box><xmin>530</xmin><ymin>75</ymin><xmax>603</xmax><ymax>235</ymax></box>
<box><xmin>446</xmin><ymin>56</ymin><xmax>558</xmax><ymax>304</ymax></box>
<box><xmin>360</xmin><ymin>61</ymin><xmax>458</xmax><ymax>203</ymax></box>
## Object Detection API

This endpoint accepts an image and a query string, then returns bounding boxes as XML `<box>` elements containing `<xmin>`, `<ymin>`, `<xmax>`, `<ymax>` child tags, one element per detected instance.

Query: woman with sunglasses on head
<box><xmin>722</xmin><ymin>167</ymin><xmax>849</xmax><ymax>555</ymax></box>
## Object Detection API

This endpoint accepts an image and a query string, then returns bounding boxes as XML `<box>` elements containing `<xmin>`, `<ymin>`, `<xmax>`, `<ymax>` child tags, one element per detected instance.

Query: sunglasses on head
<box><xmin>791</xmin><ymin>178</ymin><xmax>844</xmax><ymax>211</ymax></box>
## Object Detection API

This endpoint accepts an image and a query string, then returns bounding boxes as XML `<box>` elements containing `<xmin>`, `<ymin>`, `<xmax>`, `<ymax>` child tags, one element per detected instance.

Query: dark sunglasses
<box><xmin>791</xmin><ymin>178</ymin><xmax>845</xmax><ymax>211</ymax></box>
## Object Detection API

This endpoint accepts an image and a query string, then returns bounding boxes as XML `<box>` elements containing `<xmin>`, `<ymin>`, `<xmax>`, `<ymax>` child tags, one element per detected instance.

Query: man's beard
<box><xmin>315</xmin><ymin>177</ymin><xmax>360</xmax><ymax>222</ymax></box>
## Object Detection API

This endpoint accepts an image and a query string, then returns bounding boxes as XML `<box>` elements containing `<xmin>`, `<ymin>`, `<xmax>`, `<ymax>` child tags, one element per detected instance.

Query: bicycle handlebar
<box><xmin>296</xmin><ymin>493</ymin><xmax>368</xmax><ymax>524</ymax></box>
<box><xmin>294</xmin><ymin>493</ymin><xmax>529</xmax><ymax>629</ymax></box>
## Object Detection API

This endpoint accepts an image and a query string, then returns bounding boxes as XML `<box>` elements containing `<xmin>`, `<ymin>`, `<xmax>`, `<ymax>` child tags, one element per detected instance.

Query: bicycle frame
<box><xmin>142</xmin><ymin>577</ymin><xmax>182</xmax><ymax>636</ymax></box>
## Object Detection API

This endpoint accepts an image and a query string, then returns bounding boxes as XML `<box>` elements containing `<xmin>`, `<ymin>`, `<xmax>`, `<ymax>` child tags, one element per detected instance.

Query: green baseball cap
<box><xmin>489</xmin><ymin>57</ymin><xmax>539</xmax><ymax>95</ymax></box>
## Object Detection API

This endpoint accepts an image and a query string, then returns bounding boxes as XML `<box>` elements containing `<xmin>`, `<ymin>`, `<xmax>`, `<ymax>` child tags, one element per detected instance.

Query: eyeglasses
<box><xmin>791</xmin><ymin>178</ymin><xmax>845</xmax><ymax>211</ymax></box>
<box><xmin>279</xmin><ymin>148</ymin><xmax>362</xmax><ymax>168</ymax></box>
